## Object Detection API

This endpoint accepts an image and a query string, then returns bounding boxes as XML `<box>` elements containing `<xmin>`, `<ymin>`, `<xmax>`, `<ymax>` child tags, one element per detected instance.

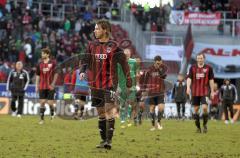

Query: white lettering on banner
<box><xmin>21</xmin><ymin>99</ymin><xmax>98</xmax><ymax>116</ymax></box>
<box><xmin>170</xmin><ymin>11</ymin><xmax>221</xmax><ymax>26</ymax></box>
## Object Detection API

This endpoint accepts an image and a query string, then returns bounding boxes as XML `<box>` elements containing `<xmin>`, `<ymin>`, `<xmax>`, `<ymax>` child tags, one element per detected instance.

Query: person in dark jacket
<box><xmin>6</xmin><ymin>61</ymin><xmax>30</xmax><ymax>118</ymax></box>
<box><xmin>220</xmin><ymin>79</ymin><xmax>238</xmax><ymax>124</ymax></box>
<box><xmin>172</xmin><ymin>74</ymin><xmax>187</xmax><ymax>120</ymax></box>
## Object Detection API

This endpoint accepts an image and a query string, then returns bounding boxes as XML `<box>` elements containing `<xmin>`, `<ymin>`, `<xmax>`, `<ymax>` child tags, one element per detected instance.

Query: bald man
<box><xmin>7</xmin><ymin>61</ymin><xmax>30</xmax><ymax>117</ymax></box>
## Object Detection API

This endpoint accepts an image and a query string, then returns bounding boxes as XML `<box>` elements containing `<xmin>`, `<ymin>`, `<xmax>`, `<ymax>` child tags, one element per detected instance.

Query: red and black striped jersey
<box><xmin>83</xmin><ymin>40</ymin><xmax>132</xmax><ymax>90</ymax></box>
<box><xmin>187</xmin><ymin>64</ymin><xmax>214</xmax><ymax>96</ymax></box>
<box><xmin>36</xmin><ymin>59</ymin><xmax>57</xmax><ymax>90</ymax></box>
<box><xmin>144</xmin><ymin>64</ymin><xmax>168</xmax><ymax>95</ymax></box>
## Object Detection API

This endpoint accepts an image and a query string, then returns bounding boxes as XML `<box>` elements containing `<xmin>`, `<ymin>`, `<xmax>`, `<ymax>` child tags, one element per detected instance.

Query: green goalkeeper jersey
<box><xmin>118</xmin><ymin>58</ymin><xmax>139</xmax><ymax>89</ymax></box>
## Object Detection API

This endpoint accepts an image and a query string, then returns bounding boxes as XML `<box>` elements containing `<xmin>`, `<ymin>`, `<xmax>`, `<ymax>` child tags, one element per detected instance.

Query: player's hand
<box><xmin>136</xmin><ymin>85</ymin><xmax>140</xmax><ymax>91</ymax></box>
<box><xmin>49</xmin><ymin>84</ymin><xmax>55</xmax><ymax>90</ymax></box>
<box><xmin>186</xmin><ymin>88</ymin><xmax>191</xmax><ymax>96</ymax></box>
<box><xmin>80</xmin><ymin>73</ymin><xmax>85</xmax><ymax>80</ymax></box>
<box><xmin>210</xmin><ymin>91</ymin><xmax>214</xmax><ymax>100</ymax></box>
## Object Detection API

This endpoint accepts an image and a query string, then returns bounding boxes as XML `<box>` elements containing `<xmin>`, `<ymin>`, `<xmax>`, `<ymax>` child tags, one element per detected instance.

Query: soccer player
<box><xmin>209</xmin><ymin>83</ymin><xmax>220</xmax><ymax>120</ymax></box>
<box><xmin>172</xmin><ymin>73</ymin><xmax>187</xmax><ymax>120</ymax></box>
<box><xmin>71</xmin><ymin>61</ymin><xmax>89</xmax><ymax>120</ymax></box>
<box><xmin>220</xmin><ymin>79</ymin><xmax>238</xmax><ymax>124</ymax></box>
<box><xmin>187</xmin><ymin>53</ymin><xmax>214</xmax><ymax>133</ymax></box>
<box><xmin>145</xmin><ymin>56</ymin><xmax>168</xmax><ymax>131</ymax></box>
<box><xmin>118</xmin><ymin>48</ymin><xmax>139</xmax><ymax>127</ymax></box>
<box><xmin>6</xmin><ymin>61</ymin><xmax>30</xmax><ymax>118</ymax></box>
<box><xmin>136</xmin><ymin>68</ymin><xmax>147</xmax><ymax>125</ymax></box>
<box><xmin>80</xmin><ymin>19</ymin><xmax>132</xmax><ymax>149</ymax></box>
<box><xmin>36</xmin><ymin>48</ymin><xmax>58</xmax><ymax>124</ymax></box>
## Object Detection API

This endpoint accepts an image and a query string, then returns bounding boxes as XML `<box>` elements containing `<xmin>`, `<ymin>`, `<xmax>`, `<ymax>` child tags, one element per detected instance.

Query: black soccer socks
<box><xmin>98</xmin><ymin>117</ymin><xmax>106</xmax><ymax>141</ymax></box>
<box><xmin>194</xmin><ymin>113</ymin><xmax>201</xmax><ymax>129</ymax></box>
<box><xmin>150</xmin><ymin>112</ymin><xmax>155</xmax><ymax>126</ymax></box>
<box><xmin>40</xmin><ymin>106</ymin><xmax>46</xmax><ymax>120</ymax></box>
<box><xmin>157</xmin><ymin>111</ymin><xmax>163</xmax><ymax>123</ymax></box>
<box><xmin>107</xmin><ymin>118</ymin><xmax>115</xmax><ymax>142</ymax></box>
<box><xmin>203</xmin><ymin>113</ymin><xmax>208</xmax><ymax>126</ymax></box>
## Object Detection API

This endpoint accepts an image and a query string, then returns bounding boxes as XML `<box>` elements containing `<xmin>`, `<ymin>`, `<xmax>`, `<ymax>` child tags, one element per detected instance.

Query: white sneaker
<box><xmin>11</xmin><ymin>112</ymin><xmax>17</xmax><ymax>117</ymax></box>
<box><xmin>17</xmin><ymin>114</ymin><xmax>22</xmax><ymax>118</ymax></box>
<box><xmin>157</xmin><ymin>123</ymin><xmax>163</xmax><ymax>130</ymax></box>
<box><xmin>224</xmin><ymin>120</ymin><xmax>229</xmax><ymax>124</ymax></box>
<box><xmin>230</xmin><ymin>119</ymin><xmax>234</xmax><ymax>124</ymax></box>
<box><xmin>39</xmin><ymin>120</ymin><xmax>44</xmax><ymax>125</ymax></box>
<box><xmin>150</xmin><ymin>127</ymin><xmax>156</xmax><ymax>131</ymax></box>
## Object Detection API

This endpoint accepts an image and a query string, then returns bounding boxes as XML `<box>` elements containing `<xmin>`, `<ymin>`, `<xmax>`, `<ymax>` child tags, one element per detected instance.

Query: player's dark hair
<box><xmin>196</xmin><ymin>52</ymin><xmax>205</xmax><ymax>59</ymax></box>
<box><xmin>96</xmin><ymin>19</ymin><xmax>111</xmax><ymax>37</ymax></box>
<box><xmin>154</xmin><ymin>55</ymin><xmax>162</xmax><ymax>61</ymax></box>
<box><xmin>41</xmin><ymin>48</ymin><xmax>51</xmax><ymax>55</ymax></box>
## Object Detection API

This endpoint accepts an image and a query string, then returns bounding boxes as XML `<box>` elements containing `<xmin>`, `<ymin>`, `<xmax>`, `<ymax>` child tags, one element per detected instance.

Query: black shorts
<box><xmin>91</xmin><ymin>89</ymin><xmax>114</xmax><ymax>107</ymax></box>
<box><xmin>149</xmin><ymin>95</ymin><xmax>164</xmax><ymax>106</ymax></box>
<box><xmin>39</xmin><ymin>89</ymin><xmax>55</xmax><ymax>100</ymax></box>
<box><xmin>192</xmin><ymin>96</ymin><xmax>207</xmax><ymax>106</ymax></box>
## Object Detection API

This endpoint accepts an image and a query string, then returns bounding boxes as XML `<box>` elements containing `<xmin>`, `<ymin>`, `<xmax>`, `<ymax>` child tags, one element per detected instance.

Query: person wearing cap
<box><xmin>220</xmin><ymin>79</ymin><xmax>238</xmax><ymax>124</ymax></box>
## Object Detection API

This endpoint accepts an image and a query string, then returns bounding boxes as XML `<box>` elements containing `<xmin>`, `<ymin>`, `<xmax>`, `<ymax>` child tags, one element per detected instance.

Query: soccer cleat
<box><xmin>73</xmin><ymin>115</ymin><xmax>78</xmax><ymax>120</ymax></box>
<box><xmin>157</xmin><ymin>123</ymin><xmax>163</xmax><ymax>130</ymax></box>
<box><xmin>96</xmin><ymin>141</ymin><xmax>107</xmax><ymax>148</ymax></box>
<box><xmin>150</xmin><ymin>127</ymin><xmax>156</xmax><ymax>131</ymax></box>
<box><xmin>203</xmin><ymin>126</ymin><xmax>207</xmax><ymax>133</ymax></box>
<box><xmin>104</xmin><ymin>141</ymin><xmax>112</xmax><ymax>150</ymax></box>
<box><xmin>127</xmin><ymin>123</ymin><xmax>132</xmax><ymax>127</ymax></box>
<box><xmin>11</xmin><ymin>112</ymin><xmax>17</xmax><ymax>117</ymax></box>
<box><xmin>39</xmin><ymin>120</ymin><xmax>44</xmax><ymax>125</ymax></box>
<box><xmin>120</xmin><ymin>125</ymin><xmax>126</xmax><ymax>129</ymax></box>
<box><xmin>224</xmin><ymin>120</ymin><xmax>229</xmax><ymax>124</ymax></box>
<box><xmin>120</xmin><ymin>120</ymin><xmax>125</xmax><ymax>124</ymax></box>
<box><xmin>196</xmin><ymin>128</ymin><xmax>201</xmax><ymax>133</ymax></box>
<box><xmin>17</xmin><ymin>114</ymin><xmax>22</xmax><ymax>118</ymax></box>
<box><xmin>50</xmin><ymin>115</ymin><xmax>55</xmax><ymax>120</ymax></box>
<box><xmin>230</xmin><ymin>119</ymin><xmax>234</xmax><ymax>124</ymax></box>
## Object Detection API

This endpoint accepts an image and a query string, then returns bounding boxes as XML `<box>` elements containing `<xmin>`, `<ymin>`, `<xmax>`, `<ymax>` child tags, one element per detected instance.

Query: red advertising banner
<box><xmin>184</xmin><ymin>12</ymin><xmax>221</xmax><ymax>26</ymax></box>
<box><xmin>170</xmin><ymin>11</ymin><xmax>221</xmax><ymax>26</ymax></box>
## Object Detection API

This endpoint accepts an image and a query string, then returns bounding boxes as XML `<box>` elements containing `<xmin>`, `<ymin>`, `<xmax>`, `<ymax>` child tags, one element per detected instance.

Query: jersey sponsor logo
<box><xmin>42</xmin><ymin>67</ymin><xmax>50</xmax><ymax>73</ymax></box>
<box><xmin>151</xmin><ymin>72</ymin><xmax>159</xmax><ymax>77</ymax></box>
<box><xmin>95</xmin><ymin>54</ymin><xmax>108</xmax><ymax>60</ymax></box>
<box><xmin>196</xmin><ymin>73</ymin><xmax>205</xmax><ymax>79</ymax></box>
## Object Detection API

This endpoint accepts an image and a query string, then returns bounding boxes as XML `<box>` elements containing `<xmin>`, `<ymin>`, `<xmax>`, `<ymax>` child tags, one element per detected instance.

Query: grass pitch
<box><xmin>0</xmin><ymin>115</ymin><xmax>240</xmax><ymax>158</ymax></box>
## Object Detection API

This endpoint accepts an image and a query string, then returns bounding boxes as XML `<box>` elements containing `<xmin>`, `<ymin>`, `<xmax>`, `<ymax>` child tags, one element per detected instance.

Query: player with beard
<box><xmin>145</xmin><ymin>56</ymin><xmax>168</xmax><ymax>131</ymax></box>
<box><xmin>36</xmin><ymin>48</ymin><xmax>58</xmax><ymax>124</ymax></box>
<box><xmin>80</xmin><ymin>19</ymin><xmax>132</xmax><ymax>149</ymax></box>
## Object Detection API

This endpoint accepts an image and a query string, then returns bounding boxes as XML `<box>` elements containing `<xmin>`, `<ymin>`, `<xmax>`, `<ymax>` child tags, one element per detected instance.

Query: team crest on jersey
<box><xmin>106</xmin><ymin>47</ymin><xmax>111</xmax><ymax>54</ymax></box>
<box><xmin>203</xmin><ymin>68</ymin><xmax>207</xmax><ymax>73</ymax></box>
